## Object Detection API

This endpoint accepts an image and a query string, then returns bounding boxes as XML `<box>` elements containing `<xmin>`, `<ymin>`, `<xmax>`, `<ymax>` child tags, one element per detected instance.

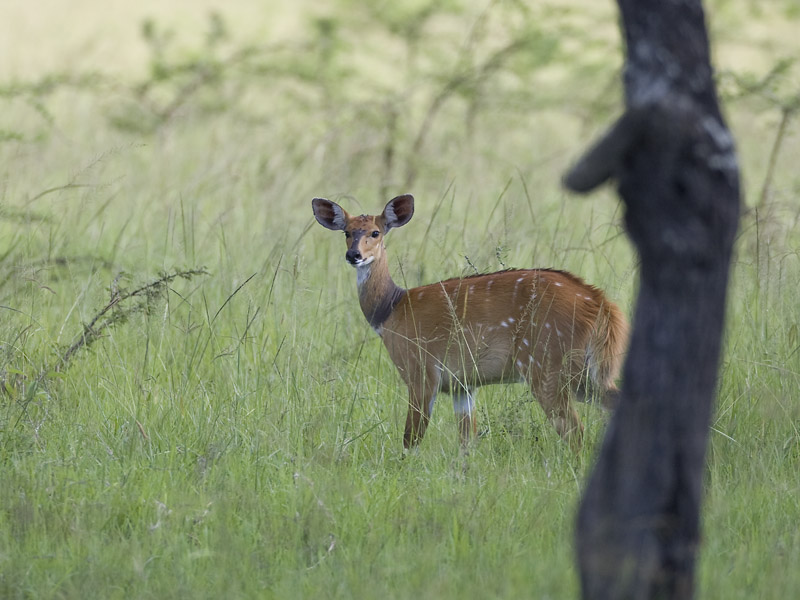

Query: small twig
<box><xmin>464</xmin><ymin>255</ymin><xmax>479</xmax><ymax>275</ymax></box>
<box><xmin>136</xmin><ymin>420</ymin><xmax>149</xmax><ymax>441</ymax></box>
<box><xmin>495</xmin><ymin>246</ymin><xmax>507</xmax><ymax>270</ymax></box>
<box><xmin>56</xmin><ymin>268</ymin><xmax>208</xmax><ymax>371</ymax></box>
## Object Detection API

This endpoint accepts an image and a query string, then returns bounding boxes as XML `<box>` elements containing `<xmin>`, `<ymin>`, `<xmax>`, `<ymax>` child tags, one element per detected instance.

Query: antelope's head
<box><xmin>312</xmin><ymin>195</ymin><xmax>414</xmax><ymax>268</ymax></box>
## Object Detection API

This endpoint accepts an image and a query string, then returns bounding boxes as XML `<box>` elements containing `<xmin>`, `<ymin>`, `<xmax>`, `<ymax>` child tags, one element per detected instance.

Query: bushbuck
<box><xmin>312</xmin><ymin>194</ymin><xmax>627</xmax><ymax>450</ymax></box>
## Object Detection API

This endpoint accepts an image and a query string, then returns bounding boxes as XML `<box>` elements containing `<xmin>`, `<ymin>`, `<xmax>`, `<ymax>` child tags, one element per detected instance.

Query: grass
<box><xmin>1</xmin><ymin>1</ymin><xmax>800</xmax><ymax>598</ymax></box>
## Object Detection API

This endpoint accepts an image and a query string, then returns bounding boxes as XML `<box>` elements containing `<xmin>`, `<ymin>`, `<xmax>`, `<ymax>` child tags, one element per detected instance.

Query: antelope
<box><xmin>312</xmin><ymin>194</ymin><xmax>628</xmax><ymax>451</ymax></box>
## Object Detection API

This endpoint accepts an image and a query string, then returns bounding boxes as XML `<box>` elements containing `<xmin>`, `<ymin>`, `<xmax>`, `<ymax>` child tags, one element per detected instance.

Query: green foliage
<box><xmin>1</xmin><ymin>1</ymin><xmax>799</xmax><ymax>598</ymax></box>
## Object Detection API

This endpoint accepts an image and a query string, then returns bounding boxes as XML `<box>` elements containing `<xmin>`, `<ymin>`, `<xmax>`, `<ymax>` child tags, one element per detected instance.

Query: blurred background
<box><xmin>1</xmin><ymin>2</ymin><xmax>799</xmax><ymax>598</ymax></box>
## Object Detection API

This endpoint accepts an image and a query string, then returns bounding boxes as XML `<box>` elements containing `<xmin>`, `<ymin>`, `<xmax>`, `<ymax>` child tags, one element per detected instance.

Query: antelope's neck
<box><xmin>356</xmin><ymin>256</ymin><xmax>406</xmax><ymax>333</ymax></box>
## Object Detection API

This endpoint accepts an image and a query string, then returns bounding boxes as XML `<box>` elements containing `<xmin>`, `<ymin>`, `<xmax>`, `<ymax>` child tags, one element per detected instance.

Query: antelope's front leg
<box><xmin>452</xmin><ymin>388</ymin><xmax>477</xmax><ymax>448</ymax></box>
<box><xmin>403</xmin><ymin>379</ymin><xmax>439</xmax><ymax>449</ymax></box>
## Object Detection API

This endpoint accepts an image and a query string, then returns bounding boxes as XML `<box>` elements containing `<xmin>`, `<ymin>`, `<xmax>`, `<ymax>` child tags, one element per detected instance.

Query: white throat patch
<box><xmin>356</xmin><ymin>258</ymin><xmax>374</xmax><ymax>288</ymax></box>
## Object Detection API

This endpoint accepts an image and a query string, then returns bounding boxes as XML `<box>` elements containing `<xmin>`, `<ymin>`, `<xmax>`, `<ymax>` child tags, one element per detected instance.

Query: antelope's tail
<box><xmin>588</xmin><ymin>297</ymin><xmax>629</xmax><ymax>392</ymax></box>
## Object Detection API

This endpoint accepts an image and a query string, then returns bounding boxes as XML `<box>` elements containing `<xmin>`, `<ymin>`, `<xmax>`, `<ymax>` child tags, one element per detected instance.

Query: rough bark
<box><xmin>563</xmin><ymin>1</ymin><xmax>741</xmax><ymax>598</ymax></box>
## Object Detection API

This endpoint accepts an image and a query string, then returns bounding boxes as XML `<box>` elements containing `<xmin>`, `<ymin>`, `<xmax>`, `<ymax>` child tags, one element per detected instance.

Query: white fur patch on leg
<box><xmin>452</xmin><ymin>389</ymin><xmax>475</xmax><ymax>416</ymax></box>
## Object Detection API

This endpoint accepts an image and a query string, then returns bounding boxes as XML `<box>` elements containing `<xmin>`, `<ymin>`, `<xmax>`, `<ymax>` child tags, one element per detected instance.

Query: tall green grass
<box><xmin>2</xmin><ymin>1</ymin><xmax>800</xmax><ymax>598</ymax></box>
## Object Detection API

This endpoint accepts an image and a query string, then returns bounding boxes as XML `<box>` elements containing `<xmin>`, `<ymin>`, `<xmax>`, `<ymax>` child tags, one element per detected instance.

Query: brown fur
<box><xmin>312</xmin><ymin>195</ymin><xmax>628</xmax><ymax>450</ymax></box>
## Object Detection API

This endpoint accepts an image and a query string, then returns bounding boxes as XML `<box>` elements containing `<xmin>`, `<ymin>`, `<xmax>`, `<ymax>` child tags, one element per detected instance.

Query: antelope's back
<box><xmin>381</xmin><ymin>269</ymin><xmax>611</xmax><ymax>385</ymax></box>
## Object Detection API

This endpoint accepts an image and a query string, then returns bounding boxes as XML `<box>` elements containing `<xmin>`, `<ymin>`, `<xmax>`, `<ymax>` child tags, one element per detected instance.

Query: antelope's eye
<box><xmin>344</xmin><ymin>232</ymin><xmax>351</xmax><ymax>239</ymax></box>
<box><xmin>371</xmin><ymin>231</ymin><xmax>380</xmax><ymax>238</ymax></box>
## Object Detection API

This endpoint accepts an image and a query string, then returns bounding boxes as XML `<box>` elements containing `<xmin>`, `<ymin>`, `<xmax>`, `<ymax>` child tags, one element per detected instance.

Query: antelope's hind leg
<box><xmin>528</xmin><ymin>361</ymin><xmax>584</xmax><ymax>449</ymax></box>
<box><xmin>451</xmin><ymin>387</ymin><xmax>477</xmax><ymax>448</ymax></box>
<box><xmin>574</xmin><ymin>370</ymin><xmax>621</xmax><ymax>411</ymax></box>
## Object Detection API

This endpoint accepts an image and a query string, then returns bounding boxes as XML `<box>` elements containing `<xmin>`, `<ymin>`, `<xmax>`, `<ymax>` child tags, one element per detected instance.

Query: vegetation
<box><xmin>1</xmin><ymin>1</ymin><xmax>799</xmax><ymax>597</ymax></box>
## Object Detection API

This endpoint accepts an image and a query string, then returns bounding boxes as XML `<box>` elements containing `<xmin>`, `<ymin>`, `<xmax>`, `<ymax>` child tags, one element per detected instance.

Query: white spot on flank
<box><xmin>417</xmin><ymin>291</ymin><xmax>425</xmax><ymax>299</ymax></box>
<box><xmin>528</xmin><ymin>355</ymin><xmax>534</xmax><ymax>363</ymax></box>
<box><xmin>536</xmin><ymin>360</ymin><xmax>542</xmax><ymax>368</ymax></box>
<box><xmin>585</xmin><ymin>295</ymin><xmax>592</xmax><ymax>301</ymax></box>
<box><xmin>545</xmin><ymin>322</ymin><xmax>551</xmax><ymax>329</ymax></box>
<box><xmin>487</xmin><ymin>280</ymin><xmax>494</xmax><ymax>289</ymax></box>
<box><xmin>523</xmin><ymin>338</ymin><xmax>530</xmax><ymax>346</ymax></box>
<box><xmin>469</xmin><ymin>285</ymin><xmax>475</xmax><ymax>293</ymax></box>
<box><xmin>501</xmin><ymin>321</ymin><xmax>509</xmax><ymax>328</ymax></box>
<box><xmin>508</xmin><ymin>317</ymin><xmax>515</xmax><ymax>324</ymax></box>
<box><xmin>516</xmin><ymin>277</ymin><xmax>524</xmax><ymax>283</ymax></box>
<box><xmin>516</xmin><ymin>359</ymin><xmax>524</xmax><ymax>368</ymax></box>
<box><xmin>555</xmin><ymin>282</ymin><xmax>562</xmax><ymax>287</ymax></box>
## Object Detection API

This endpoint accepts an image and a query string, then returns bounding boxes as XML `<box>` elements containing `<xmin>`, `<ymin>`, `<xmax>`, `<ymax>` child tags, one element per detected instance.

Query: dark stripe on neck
<box><xmin>367</xmin><ymin>284</ymin><xmax>406</xmax><ymax>330</ymax></box>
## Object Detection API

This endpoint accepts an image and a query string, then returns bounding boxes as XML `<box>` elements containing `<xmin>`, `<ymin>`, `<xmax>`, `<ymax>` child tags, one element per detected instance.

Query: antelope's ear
<box><xmin>382</xmin><ymin>194</ymin><xmax>414</xmax><ymax>231</ymax></box>
<box><xmin>312</xmin><ymin>198</ymin><xmax>349</xmax><ymax>231</ymax></box>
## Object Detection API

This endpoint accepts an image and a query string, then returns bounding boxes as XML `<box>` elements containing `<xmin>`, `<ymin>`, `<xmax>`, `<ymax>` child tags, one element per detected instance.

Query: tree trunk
<box><xmin>563</xmin><ymin>1</ymin><xmax>741</xmax><ymax>598</ymax></box>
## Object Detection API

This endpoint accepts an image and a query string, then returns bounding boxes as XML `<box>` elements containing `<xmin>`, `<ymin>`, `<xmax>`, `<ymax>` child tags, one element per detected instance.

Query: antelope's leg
<box><xmin>451</xmin><ymin>387</ymin><xmax>477</xmax><ymax>447</ymax></box>
<box><xmin>532</xmin><ymin>365</ymin><xmax>584</xmax><ymax>449</ymax></box>
<box><xmin>403</xmin><ymin>373</ymin><xmax>440</xmax><ymax>449</ymax></box>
